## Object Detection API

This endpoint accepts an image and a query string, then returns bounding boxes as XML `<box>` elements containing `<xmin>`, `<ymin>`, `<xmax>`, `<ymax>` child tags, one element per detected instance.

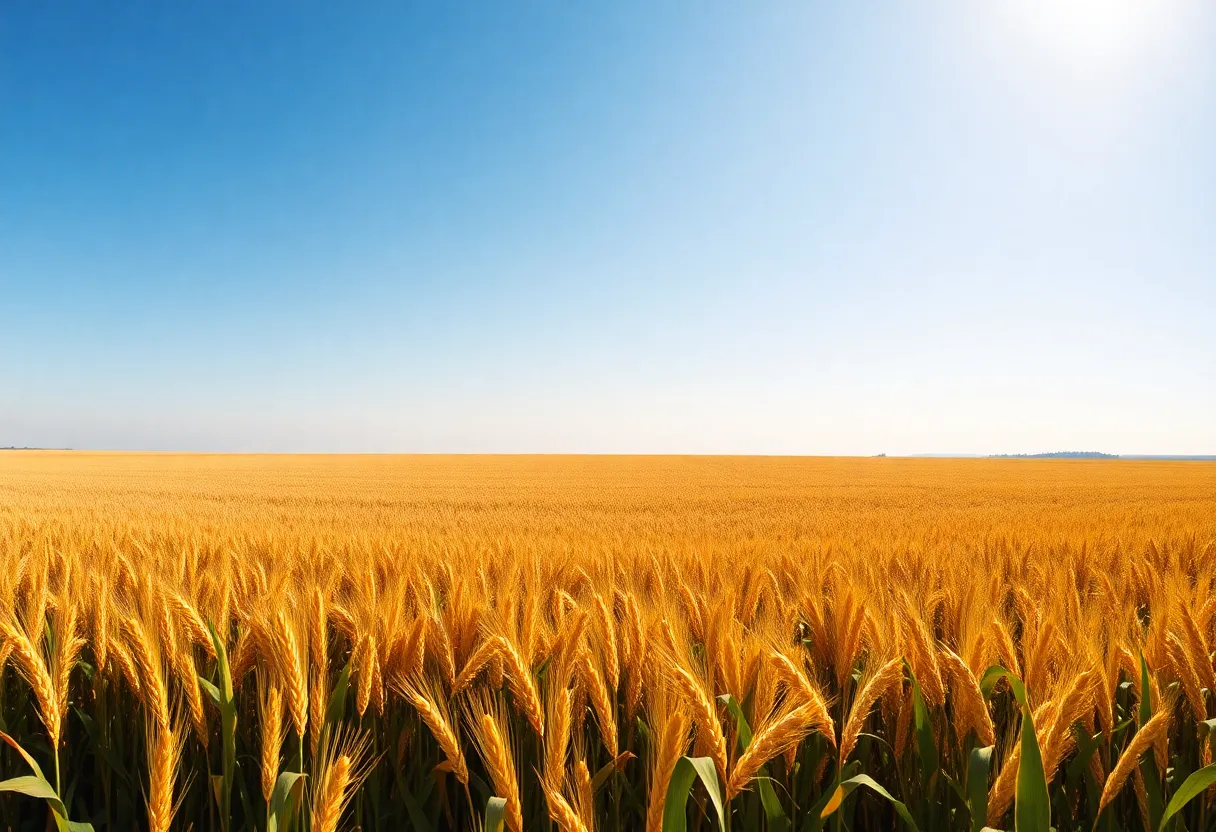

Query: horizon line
<box><xmin>3</xmin><ymin>447</ymin><xmax>1213</xmax><ymax>460</ymax></box>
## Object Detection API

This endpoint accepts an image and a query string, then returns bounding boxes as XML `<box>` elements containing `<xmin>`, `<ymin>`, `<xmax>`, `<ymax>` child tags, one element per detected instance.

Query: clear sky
<box><xmin>2</xmin><ymin>2</ymin><xmax>1213</xmax><ymax>454</ymax></box>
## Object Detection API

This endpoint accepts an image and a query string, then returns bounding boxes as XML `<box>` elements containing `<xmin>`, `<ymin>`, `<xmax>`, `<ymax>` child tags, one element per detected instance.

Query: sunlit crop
<box><xmin>1</xmin><ymin>452</ymin><xmax>1214</xmax><ymax>831</ymax></box>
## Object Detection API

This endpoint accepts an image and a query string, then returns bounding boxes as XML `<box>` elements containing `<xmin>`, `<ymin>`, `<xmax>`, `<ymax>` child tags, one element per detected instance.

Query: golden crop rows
<box><xmin>0</xmin><ymin>451</ymin><xmax>1214</xmax><ymax>831</ymax></box>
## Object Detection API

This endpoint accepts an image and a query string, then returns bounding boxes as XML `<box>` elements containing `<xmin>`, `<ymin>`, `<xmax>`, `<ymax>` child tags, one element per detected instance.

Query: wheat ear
<box><xmin>260</xmin><ymin>681</ymin><xmax>285</xmax><ymax>804</ymax></box>
<box><xmin>769</xmin><ymin>650</ymin><xmax>837</xmax><ymax>746</ymax></box>
<box><xmin>146</xmin><ymin>720</ymin><xmax>183</xmax><ymax>832</ymax></box>
<box><xmin>539</xmin><ymin>775</ymin><xmax>591</xmax><ymax>832</ymax></box>
<box><xmin>0</xmin><ymin>618</ymin><xmax>61</xmax><ymax>750</ymax></box>
<box><xmin>646</xmin><ymin>705</ymin><xmax>691</xmax><ymax>832</ymax></box>
<box><xmin>839</xmin><ymin>657</ymin><xmax>904</xmax><ymax>762</ymax></box>
<box><xmin>1098</xmin><ymin>708</ymin><xmax>1173</xmax><ymax>815</ymax></box>
<box><xmin>496</xmin><ymin>635</ymin><xmax>545</xmax><ymax>738</ymax></box>
<box><xmin>312</xmin><ymin>756</ymin><xmax>352</xmax><ymax>832</ymax></box>
<box><xmin>727</xmin><ymin>702</ymin><xmax>819</xmax><ymax>799</ymax></box>
<box><xmin>400</xmin><ymin>677</ymin><xmax>469</xmax><ymax>785</ymax></box>
<box><xmin>667</xmin><ymin>660</ymin><xmax>728</xmax><ymax>785</ymax></box>
<box><xmin>939</xmin><ymin>647</ymin><xmax>995</xmax><ymax>747</ymax></box>
<box><xmin>467</xmin><ymin>703</ymin><xmax>524</xmax><ymax>832</ymax></box>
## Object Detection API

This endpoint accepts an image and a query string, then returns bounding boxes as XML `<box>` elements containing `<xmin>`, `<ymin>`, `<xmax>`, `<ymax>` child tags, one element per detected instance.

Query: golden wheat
<box><xmin>0</xmin><ymin>452</ymin><xmax>1213</xmax><ymax>829</ymax></box>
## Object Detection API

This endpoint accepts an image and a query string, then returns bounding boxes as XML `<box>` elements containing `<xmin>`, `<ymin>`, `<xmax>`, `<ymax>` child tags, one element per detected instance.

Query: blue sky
<box><xmin>2</xmin><ymin>1</ymin><xmax>1213</xmax><ymax>454</ymax></box>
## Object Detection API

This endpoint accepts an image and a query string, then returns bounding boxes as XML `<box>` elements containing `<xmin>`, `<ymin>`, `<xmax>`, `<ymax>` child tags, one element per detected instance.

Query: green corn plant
<box><xmin>198</xmin><ymin>620</ymin><xmax>237</xmax><ymax>832</ymax></box>
<box><xmin>662</xmin><ymin>756</ymin><xmax>726</xmax><ymax>832</ymax></box>
<box><xmin>0</xmin><ymin>730</ymin><xmax>94</xmax><ymax>832</ymax></box>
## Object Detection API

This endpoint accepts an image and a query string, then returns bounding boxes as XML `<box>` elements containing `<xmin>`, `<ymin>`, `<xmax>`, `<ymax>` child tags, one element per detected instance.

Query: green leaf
<box><xmin>235</xmin><ymin>759</ymin><xmax>257</xmax><ymax>831</ymax></box>
<box><xmin>199</xmin><ymin>676</ymin><xmax>222</xmax><ymax>708</ymax></box>
<box><xmin>591</xmin><ymin>752</ymin><xmax>636</xmax><ymax>793</ymax></box>
<box><xmin>1139</xmin><ymin>653</ymin><xmax>1153</xmax><ymax>727</ymax></box>
<box><xmin>0</xmin><ymin>730</ymin><xmax>50</xmax><ymax>782</ymax></box>
<box><xmin>718</xmin><ymin>693</ymin><xmax>754</xmax><ymax>746</ymax></box>
<box><xmin>73</xmin><ymin>708</ymin><xmax>131</xmax><ymax>786</ymax></box>
<box><xmin>0</xmin><ymin>735</ymin><xmax>95</xmax><ymax>832</ymax></box>
<box><xmin>1159</xmin><ymin>763</ymin><xmax>1216</xmax><ymax>831</ymax></box>
<box><xmin>267</xmin><ymin>772</ymin><xmax>307</xmax><ymax>832</ymax></box>
<box><xmin>719</xmin><ymin>693</ymin><xmax>791</xmax><ymax>832</ymax></box>
<box><xmin>636</xmin><ymin>716</ymin><xmax>654</xmax><ymax>748</ymax></box>
<box><xmin>905</xmin><ymin>664</ymin><xmax>938</xmax><ymax>778</ymax></box>
<box><xmin>0</xmin><ymin>775</ymin><xmax>69</xmax><ymax>817</ymax></box>
<box><xmin>1013</xmin><ymin>699</ymin><xmax>1050</xmax><ymax>832</ymax></box>
<box><xmin>802</xmin><ymin>761</ymin><xmax>860</xmax><ymax>832</ymax></box>
<box><xmin>327</xmin><ymin>661</ymin><xmax>353</xmax><ymax>727</ymax></box>
<box><xmin>485</xmin><ymin>796</ymin><xmax>508</xmax><ymax>832</ymax></box>
<box><xmin>1064</xmin><ymin>728</ymin><xmax>1102</xmax><ymax>789</ymax></box>
<box><xmin>401</xmin><ymin>783</ymin><xmax>435</xmax><ymax>832</ymax></box>
<box><xmin>662</xmin><ymin>756</ymin><xmax>726</xmax><ymax>832</ymax></box>
<box><xmin>1199</xmin><ymin>718</ymin><xmax>1216</xmax><ymax>762</ymax></box>
<box><xmin>1137</xmin><ymin>653</ymin><xmax>1164</xmax><ymax>831</ymax></box>
<box><xmin>207</xmin><ymin>620</ymin><xmax>234</xmax><ymax>704</ymax></box>
<box><xmin>977</xmin><ymin>669</ymin><xmax>1048</xmax><ymax>832</ymax></box>
<box><xmin>968</xmin><ymin>745</ymin><xmax>994</xmax><ymax>832</ymax></box>
<box><xmin>206</xmin><ymin>618</ymin><xmax>237</xmax><ymax>832</ymax></box>
<box><xmin>980</xmin><ymin>665</ymin><xmax>1007</xmax><ymax>699</ymax></box>
<box><xmin>820</xmin><ymin>773</ymin><xmax>920</xmax><ymax>831</ymax></box>
<box><xmin>980</xmin><ymin>666</ymin><xmax>1028</xmax><ymax>707</ymax></box>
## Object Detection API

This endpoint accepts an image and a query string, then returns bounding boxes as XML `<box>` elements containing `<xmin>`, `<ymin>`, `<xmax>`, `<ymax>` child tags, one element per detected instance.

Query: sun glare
<box><xmin>984</xmin><ymin>0</ymin><xmax>1196</xmax><ymax>73</ymax></box>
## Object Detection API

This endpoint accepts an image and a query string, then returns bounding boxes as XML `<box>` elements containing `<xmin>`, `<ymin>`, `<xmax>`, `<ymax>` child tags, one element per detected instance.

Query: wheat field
<box><xmin>1</xmin><ymin>451</ymin><xmax>1215</xmax><ymax>831</ymax></box>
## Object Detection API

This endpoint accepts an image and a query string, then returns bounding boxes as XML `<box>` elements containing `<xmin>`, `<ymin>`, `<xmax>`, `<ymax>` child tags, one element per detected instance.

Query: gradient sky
<box><xmin>2</xmin><ymin>2</ymin><xmax>1213</xmax><ymax>454</ymax></box>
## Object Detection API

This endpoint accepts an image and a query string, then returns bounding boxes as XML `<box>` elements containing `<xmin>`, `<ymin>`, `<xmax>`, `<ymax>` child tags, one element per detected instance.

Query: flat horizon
<box><xmin>3</xmin><ymin>447</ymin><xmax>1212</xmax><ymax>460</ymax></box>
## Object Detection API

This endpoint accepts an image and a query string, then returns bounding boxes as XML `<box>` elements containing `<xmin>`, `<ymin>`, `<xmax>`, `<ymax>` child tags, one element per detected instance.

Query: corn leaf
<box><xmin>719</xmin><ymin>693</ymin><xmax>791</xmax><ymax>832</ymax></box>
<box><xmin>662</xmin><ymin>756</ymin><xmax>726</xmax><ymax>832</ymax></box>
<box><xmin>0</xmin><ymin>733</ymin><xmax>95</xmax><ymax>832</ymax></box>
<box><xmin>326</xmin><ymin>661</ymin><xmax>353</xmax><ymax>727</ymax></box>
<box><xmin>267</xmin><ymin>772</ymin><xmax>307</xmax><ymax>832</ymax></box>
<box><xmin>1138</xmin><ymin>653</ymin><xmax>1164</xmax><ymax>831</ymax></box>
<box><xmin>968</xmin><ymin>745</ymin><xmax>994</xmax><ymax>832</ymax></box>
<box><xmin>591</xmin><ymin>751</ymin><xmax>636</xmax><ymax>792</ymax></box>
<box><xmin>1158</xmin><ymin>762</ymin><xmax>1216</xmax><ymax>831</ymax></box>
<box><xmin>1199</xmin><ymin>718</ymin><xmax>1216</xmax><ymax>759</ymax></box>
<box><xmin>1013</xmin><ymin>700</ymin><xmax>1049</xmax><ymax>832</ymax></box>
<box><xmin>485</xmin><ymin>796</ymin><xmax>508</xmax><ymax>832</ymax></box>
<box><xmin>0</xmin><ymin>776</ymin><xmax>69</xmax><ymax>817</ymax></box>
<box><xmin>905</xmin><ymin>664</ymin><xmax>938</xmax><ymax>777</ymax></box>
<box><xmin>975</xmin><ymin>669</ymin><xmax>1048</xmax><ymax>832</ymax></box>
<box><xmin>205</xmin><ymin>618</ymin><xmax>237</xmax><ymax>832</ymax></box>
<box><xmin>820</xmin><ymin>773</ymin><xmax>919</xmax><ymax>831</ymax></box>
<box><xmin>803</xmin><ymin>761</ymin><xmax>860</xmax><ymax>832</ymax></box>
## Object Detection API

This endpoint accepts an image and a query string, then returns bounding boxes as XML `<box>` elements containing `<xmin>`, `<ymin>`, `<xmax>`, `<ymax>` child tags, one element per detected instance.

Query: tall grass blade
<box><xmin>662</xmin><ymin>756</ymin><xmax>726</xmax><ymax>832</ymax></box>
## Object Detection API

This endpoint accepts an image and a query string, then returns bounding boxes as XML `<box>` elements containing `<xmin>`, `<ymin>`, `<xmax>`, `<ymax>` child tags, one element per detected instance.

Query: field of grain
<box><xmin>1</xmin><ymin>452</ymin><xmax>1214</xmax><ymax>831</ymax></box>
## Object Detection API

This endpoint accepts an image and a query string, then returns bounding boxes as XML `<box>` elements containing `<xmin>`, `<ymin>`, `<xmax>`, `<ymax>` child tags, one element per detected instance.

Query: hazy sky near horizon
<box><xmin>2</xmin><ymin>2</ymin><xmax>1214</xmax><ymax>455</ymax></box>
